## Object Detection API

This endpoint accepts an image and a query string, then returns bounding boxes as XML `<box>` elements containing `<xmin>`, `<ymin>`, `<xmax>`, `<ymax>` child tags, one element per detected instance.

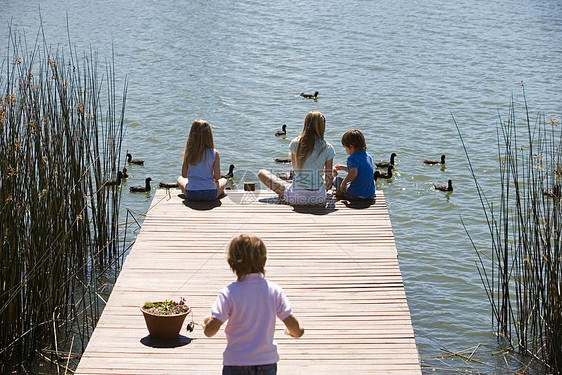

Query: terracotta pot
<box><xmin>141</xmin><ymin>304</ymin><xmax>191</xmax><ymax>339</ymax></box>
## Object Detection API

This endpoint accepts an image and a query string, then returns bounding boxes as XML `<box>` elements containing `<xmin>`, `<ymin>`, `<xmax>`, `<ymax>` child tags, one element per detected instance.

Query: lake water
<box><xmin>2</xmin><ymin>0</ymin><xmax>561</xmax><ymax>373</ymax></box>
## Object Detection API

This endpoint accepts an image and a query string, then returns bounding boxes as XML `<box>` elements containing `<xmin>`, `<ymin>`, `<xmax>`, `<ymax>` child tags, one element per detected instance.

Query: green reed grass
<box><xmin>0</xmin><ymin>24</ymin><xmax>127</xmax><ymax>373</ymax></box>
<box><xmin>457</xmin><ymin>89</ymin><xmax>561</xmax><ymax>373</ymax></box>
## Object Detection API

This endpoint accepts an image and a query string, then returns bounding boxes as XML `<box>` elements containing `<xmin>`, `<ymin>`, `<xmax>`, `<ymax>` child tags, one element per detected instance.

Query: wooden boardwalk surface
<box><xmin>76</xmin><ymin>189</ymin><xmax>421</xmax><ymax>374</ymax></box>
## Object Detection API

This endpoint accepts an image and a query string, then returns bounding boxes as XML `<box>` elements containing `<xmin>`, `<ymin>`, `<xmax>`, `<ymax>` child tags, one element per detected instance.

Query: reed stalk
<box><xmin>457</xmin><ymin>89</ymin><xmax>561</xmax><ymax>373</ymax></box>
<box><xmin>0</xmin><ymin>24</ymin><xmax>127</xmax><ymax>373</ymax></box>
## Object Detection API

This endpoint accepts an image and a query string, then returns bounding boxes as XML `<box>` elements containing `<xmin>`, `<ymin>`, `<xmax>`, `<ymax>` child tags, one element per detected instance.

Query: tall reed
<box><xmin>0</xmin><ymin>25</ymin><xmax>127</xmax><ymax>372</ymax></box>
<box><xmin>458</xmin><ymin>89</ymin><xmax>561</xmax><ymax>373</ymax></box>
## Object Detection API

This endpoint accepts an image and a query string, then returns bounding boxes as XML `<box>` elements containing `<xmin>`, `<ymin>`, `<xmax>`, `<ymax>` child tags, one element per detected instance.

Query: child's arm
<box><xmin>213</xmin><ymin>151</ymin><xmax>222</xmax><ymax>181</ymax></box>
<box><xmin>334</xmin><ymin>164</ymin><xmax>348</xmax><ymax>172</ymax></box>
<box><xmin>339</xmin><ymin>167</ymin><xmax>358</xmax><ymax>193</ymax></box>
<box><xmin>282</xmin><ymin>314</ymin><xmax>304</xmax><ymax>338</ymax></box>
<box><xmin>283</xmin><ymin>315</ymin><xmax>304</xmax><ymax>338</ymax></box>
<box><xmin>203</xmin><ymin>315</ymin><xmax>223</xmax><ymax>337</ymax></box>
<box><xmin>181</xmin><ymin>161</ymin><xmax>189</xmax><ymax>178</ymax></box>
<box><xmin>324</xmin><ymin>159</ymin><xmax>334</xmax><ymax>190</ymax></box>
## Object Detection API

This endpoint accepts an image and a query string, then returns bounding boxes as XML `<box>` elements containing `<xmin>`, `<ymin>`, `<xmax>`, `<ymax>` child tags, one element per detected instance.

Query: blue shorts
<box><xmin>185</xmin><ymin>189</ymin><xmax>217</xmax><ymax>201</ymax></box>
<box><xmin>223</xmin><ymin>363</ymin><xmax>277</xmax><ymax>375</ymax></box>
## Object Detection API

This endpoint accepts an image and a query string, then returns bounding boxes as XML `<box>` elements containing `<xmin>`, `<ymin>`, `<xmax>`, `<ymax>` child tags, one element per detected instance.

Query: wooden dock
<box><xmin>75</xmin><ymin>189</ymin><xmax>421</xmax><ymax>374</ymax></box>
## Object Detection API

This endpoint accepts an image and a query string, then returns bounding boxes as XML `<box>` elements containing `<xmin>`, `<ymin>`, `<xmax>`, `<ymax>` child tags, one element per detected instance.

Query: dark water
<box><xmin>2</xmin><ymin>0</ymin><xmax>562</xmax><ymax>372</ymax></box>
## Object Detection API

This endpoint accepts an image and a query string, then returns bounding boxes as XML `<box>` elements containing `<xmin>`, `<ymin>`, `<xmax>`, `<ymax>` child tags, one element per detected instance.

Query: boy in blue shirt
<box><xmin>333</xmin><ymin>129</ymin><xmax>376</xmax><ymax>200</ymax></box>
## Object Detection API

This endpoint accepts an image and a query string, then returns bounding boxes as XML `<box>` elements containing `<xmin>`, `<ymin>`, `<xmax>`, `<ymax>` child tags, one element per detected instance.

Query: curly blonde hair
<box><xmin>227</xmin><ymin>234</ymin><xmax>267</xmax><ymax>281</ymax></box>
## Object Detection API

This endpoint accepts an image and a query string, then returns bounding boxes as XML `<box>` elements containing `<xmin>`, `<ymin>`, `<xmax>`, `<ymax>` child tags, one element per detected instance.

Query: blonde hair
<box><xmin>295</xmin><ymin>111</ymin><xmax>326</xmax><ymax>170</ymax></box>
<box><xmin>227</xmin><ymin>234</ymin><xmax>267</xmax><ymax>281</ymax></box>
<box><xmin>182</xmin><ymin>119</ymin><xmax>215</xmax><ymax>166</ymax></box>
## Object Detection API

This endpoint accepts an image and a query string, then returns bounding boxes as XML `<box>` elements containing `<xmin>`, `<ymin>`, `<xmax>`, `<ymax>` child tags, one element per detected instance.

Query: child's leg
<box><xmin>216</xmin><ymin>177</ymin><xmax>228</xmax><ymax>198</ymax></box>
<box><xmin>333</xmin><ymin>176</ymin><xmax>343</xmax><ymax>191</ymax></box>
<box><xmin>258</xmin><ymin>169</ymin><xmax>286</xmax><ymax>197</ymax></box>
<box><xmin>177</xmin><ymin>176</ymin><xmax>188</xmax><ymax>194</ymax></box>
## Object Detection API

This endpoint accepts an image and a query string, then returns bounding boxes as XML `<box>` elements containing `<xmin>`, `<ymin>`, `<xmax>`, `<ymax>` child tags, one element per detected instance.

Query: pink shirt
<box><xmin>211</xmin><ymin>273</ymin><xmax>292</xmax><ymax>366</ymax></box>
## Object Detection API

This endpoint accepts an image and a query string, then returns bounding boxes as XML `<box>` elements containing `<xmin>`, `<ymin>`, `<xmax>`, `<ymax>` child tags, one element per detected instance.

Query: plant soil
<box><xmin>143</xmin><ymin>302</ymin><xmax>189</xmax><ymax>315</ymax></box>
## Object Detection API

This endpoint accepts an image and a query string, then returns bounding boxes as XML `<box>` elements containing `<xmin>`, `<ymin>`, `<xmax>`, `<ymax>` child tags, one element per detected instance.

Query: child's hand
<box><xmin>284</xmin><ymin>328</ymin><xmax>296</xmax><ymax>337</ymax></box>
<box><xmin>334</xmin><ymin>164</ymin><xmax>345</xmax><ymax>171</ymax></box>
<box><xmin>284</xmin><ymin>327</ymin><xmax>304</xmax><ymax>338</ymax></box>
<box><xmin>203</xmin><ymin>315</ymin><xmax>212</xmax><ymax>327</ymax></box>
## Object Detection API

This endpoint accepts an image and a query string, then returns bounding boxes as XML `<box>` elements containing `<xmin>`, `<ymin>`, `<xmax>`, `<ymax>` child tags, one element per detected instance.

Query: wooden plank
<box><xmin>75</xmin><ymin>189</ymin><xmax>421</xmax><ymax>374</ymax></box>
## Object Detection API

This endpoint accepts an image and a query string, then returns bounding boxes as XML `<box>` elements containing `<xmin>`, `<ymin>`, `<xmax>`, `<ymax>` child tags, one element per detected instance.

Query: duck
<box><xmin>121</xmin><ymin>168</ymin><xmax>129</xmax><ymax>179</ymax></box>
<box><xmin>275</xmin><ymin>124</ymin><xmax>287</xmax><ymax>136</ymax></box>
<box><xmin>423</xmin><ymin>154</ymin><xmax>446</xmax><ymax>165</ymax></box>
<box><xmin>376</xmin><ymin>153</ymin><xmax>397</xmax><ymax>169</ymax></box>
<box><xmin>278</xmin><ymin>170</ymin><xmax>294</xmax><ymax>180</ymax></box>
<box><xmin>129</xmin><ymin>177</ymin><xmax>152</xmax><ymax>192</ymax></box>
<box><xmin>543</xmin><ymin>185</ymin><xmax>561</xmax><ymax>198</ymax></box>
<box><xmin>103</xmin><ymin>171</ymin><xmax>123</xmax><ymax>186</ymax></box>
<box><xmin>221</xmin><ymin>164</ymin><xmax>236</xmax><ymax>179</ymax></box>
<box><xmin>299</xmin><ymin>91</ymin><xmax>319</xmax><ymax>99</ymax></box>
<box><xmin>126</xmin><ymin>153</ymin><xmax>144</xmax><ymax>165</ymax></box>
<box><xmin>433</xmin><ymin>179</ymin><xmax>453</xmax><ymax>192</ymax></box>
<box><xmin>159</xmin><ymin>182</ymin><xmax>179</xmax><ymax>189</ymax></box>
<box><xmin>275</xmin><ymin>157</ymin><xmax>291</xmax><ymax>163</ymax></box>
<box><xmin>374</xmin><ymin>166</ymin><xmax>393</xmax><ymax>181</ymax></box>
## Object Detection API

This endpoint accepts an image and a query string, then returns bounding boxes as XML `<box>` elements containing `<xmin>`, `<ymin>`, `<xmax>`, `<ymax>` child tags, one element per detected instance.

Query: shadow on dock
<box><xmin>339</xmin><ymin>197</ymin><xmax>376</xmax><ymax>210</ymax></box>
<box><xmin>140</xmin><ymin>335</ymin><xmax>194</xmax><ymax>348</ymax></box>
<box><xmin>179</xmin><ymin>194</ymin><xmax>223</xmax><ymax>210</ymax></box>
<box><xmin>257</xmin><ymin>196</ymin><xmax>339</xmax><ymax>215</ymax></box>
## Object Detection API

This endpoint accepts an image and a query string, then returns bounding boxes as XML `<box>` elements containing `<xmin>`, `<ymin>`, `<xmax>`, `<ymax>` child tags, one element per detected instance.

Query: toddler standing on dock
<box><xmin>177</xmin><ymin>119</ymin><xmax>227</xmax><ymax>201</ymax></box>
<box><xmin>203</xmin><ymin>234</ymin><xmax>304</xmax><ymax>375</ymax></box>
<box><xmin>333</xmin><ymin>129</ymin><xmax>376</xmax><ymax>200</ymax></box>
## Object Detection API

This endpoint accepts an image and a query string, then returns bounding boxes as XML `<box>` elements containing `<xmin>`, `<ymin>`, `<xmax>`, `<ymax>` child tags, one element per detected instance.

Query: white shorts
<box><xmin>283</xmin><ymin>184</ymin><xmax>328</xmax><ymax>205</ymax></box>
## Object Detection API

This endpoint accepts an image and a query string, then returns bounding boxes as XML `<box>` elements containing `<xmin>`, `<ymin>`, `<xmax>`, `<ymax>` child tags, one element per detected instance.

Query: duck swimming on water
<box><xmin>433</xmin><ymin>179</ymin><xmax>453</xmax><ymax>191</ymax></box>
<box><xmin>299</xmin><ymin>91</ymin><xmax>319</xmax><ymax>99</ymax></box>
<box><xmin>221</xmin><ymin>164</ymin><xmax>236</xmax><ymax>179</ymax></box>
<box><xmin>423</xmin><ymin>155</ymin><xmax>446</xmax><ymax>165</ymax></box>
<box><xmin>275</xmin><ymin>124</ymin><xmax>287</xmax><ymax>136</ymax></box>
<box><xmin>127</xmin><ymin>153</ymin><xmax>144</xmax><ymax>165</ymax></box>
<box><xmin>130</xmin><ymin>177</ymin><xmax>152</xmax><ymax>192</ymax></box>
<box><xmin>278</xmin><ymin>170</ymin><xmax>294</xmax><ymax>180</ymax></box>
<box><xmin>376</xmin><ymin>153</ymin><xmax>397</xmax><ymax>169</ymax></box>
<box><xmin>103</xmin><ymin>171</ymin><xmax>123</xmax><ymax>187</ymax></box>
<box><xmin>543</xmin><ymin>185</ymin><xmax>561</xmax><ymax>198</ymax></box>
<box><xmin>374</xmin><ymin>166</ymin><xmax>393</xmax><ymax>181</ymax></box>
<box><xmin>159</xmin><ymin>182</ymin><xmax>179</xmax><ymax>189</ymax></box>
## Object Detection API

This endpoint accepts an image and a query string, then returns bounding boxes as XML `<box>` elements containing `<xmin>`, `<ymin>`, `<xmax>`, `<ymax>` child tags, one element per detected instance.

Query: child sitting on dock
<box><xmin>258</xmin><ymin>110</ymin><xmax>335</xmax><ymax>205</ymax></box>
<box><xmin>177</xmin><ymin>119</ymin><xmax>228</xmax><ymax>201</ymax></box>
<box><xmin>203</xmin><ymin>233</ymin><xmax>304</xmax><ymax>375</ymax></box>
<box><xmin>333</xmin><ymin>129</ymin><xmax>375</xmax><ymax>200</ymax></box>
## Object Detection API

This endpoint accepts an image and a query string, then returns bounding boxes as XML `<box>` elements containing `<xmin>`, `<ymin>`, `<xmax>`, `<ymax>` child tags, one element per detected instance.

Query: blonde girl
<box><xmin>177</xmin><ymin>119</ymin><xmax>227</xmax><ymax>201</ymax></box>
<box><xmin>258</xmin><ymin>111</ymin><xmax>335</xmax><ymax>205</ymax></box>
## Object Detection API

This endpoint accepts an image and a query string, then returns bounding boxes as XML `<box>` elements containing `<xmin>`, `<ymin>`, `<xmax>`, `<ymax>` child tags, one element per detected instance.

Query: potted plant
<box><xmin>141</xmin><ymin>297</ymin><xmax>192</xmax><ymax>339</ymax></box>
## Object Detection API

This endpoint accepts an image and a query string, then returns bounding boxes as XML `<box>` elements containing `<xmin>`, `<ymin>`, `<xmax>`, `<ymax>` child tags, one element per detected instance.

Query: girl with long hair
<box><xmin>258</xmin><ymin>111</ymin><xmax>335</xmax><ymax>205</ymax></box>
<box><xmin>177</xmin><ymin>119</ymin><xmax>227</xmax><ymax>201</ymax></box>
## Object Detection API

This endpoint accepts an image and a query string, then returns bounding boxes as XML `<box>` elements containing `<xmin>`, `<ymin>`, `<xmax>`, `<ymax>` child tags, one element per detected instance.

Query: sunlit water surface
<box><xmin>2</xmin><ymin>0</ymin><xmax>561</xmax><ymax>372</ymax></box>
